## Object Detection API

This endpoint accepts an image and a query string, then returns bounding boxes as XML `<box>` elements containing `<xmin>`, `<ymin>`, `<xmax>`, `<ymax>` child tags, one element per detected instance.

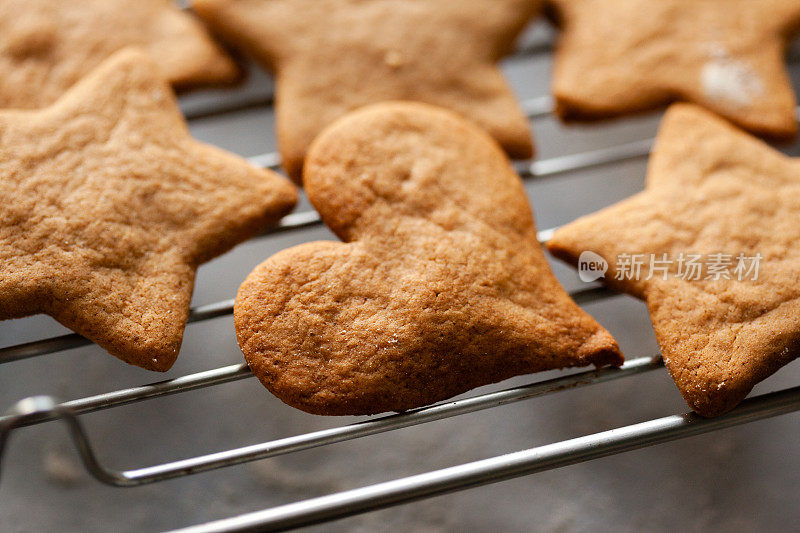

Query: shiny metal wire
<box><xmin>0</xmin><ymin>356</ymin><xmax>663</xmax><ymax>487</ymax></box>
<box><xmin>170</xmin><ymin>384</ymin><xmax>800</xmax><ymax>533</ymax></box>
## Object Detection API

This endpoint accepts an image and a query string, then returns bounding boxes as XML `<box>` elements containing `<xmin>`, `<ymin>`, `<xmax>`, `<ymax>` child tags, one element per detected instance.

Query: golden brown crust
<box><xmin>234</xmin><ymin>101</ymin><xmax>622</xmax><ymax>416</ymax></box>
<box><xmin>548</xmin><ymin>0</ymin><xmax>800</xmax><ymax>141</ymax></box>
<box><xmin>547</xmin><ymin>103</ymin><xmax>800</xmax><ymax>417</ymax></box>
<box><xmin>0</xmin><ymin>0</ymin><xmax>241</xmax><ymax>109</ymax></box>
<box><xmin>0</xmin><ymin>49</ymin><xmax>297</xmax><ymax>371</ymax></box>
<box><xmin>193</xmin><ymin>0</ymin><xmax>540</xmax><ymax>181</ymax></box>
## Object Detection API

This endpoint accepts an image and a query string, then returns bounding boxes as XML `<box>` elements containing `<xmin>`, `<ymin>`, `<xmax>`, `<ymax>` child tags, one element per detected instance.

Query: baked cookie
<box><xmin>547</xmin><ymin>103</ymin><xmax>800</xmax><ymax>417</ymax></box>
<box><xmin>193</xmin><ymin>0</ymin><xmax>539</xmax><ymax>180</ymax></box>
<box><xmin>0</xmin><ymin>49</ymin><xmax>297</xmax><ymax>371</ymax></box>
<box><xmin>0</xmin><ymin>0</ymin><xmax>240</xmax><ymax>109</ymax></box>
<box><xmin>548</xmin><ymin>0</ymin><xmax>800</xmax><ymax>140</ymax></box>
<box><xmin>234</xmin><ymin>101</ymin><xmax>623</xmax><ymax>416</ymax></box>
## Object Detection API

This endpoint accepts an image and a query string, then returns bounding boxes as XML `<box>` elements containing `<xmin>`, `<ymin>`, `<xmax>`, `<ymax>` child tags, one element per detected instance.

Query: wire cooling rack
<box><xmin>2</xmin><ymin>19</ymin><xmax>800</xmax><ymax>533</ymax></box>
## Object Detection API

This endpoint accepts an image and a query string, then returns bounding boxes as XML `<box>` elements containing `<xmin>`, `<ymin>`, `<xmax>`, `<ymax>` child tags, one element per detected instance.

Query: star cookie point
<box><xmin>0</xmin><ymin>48</ymin><xmax>297</xmax><ymax>371</ymax></box>
<box><xmin>548</xmin><ymin>103</ymin><xmax>800</xmax><ymax>416</ymax></box>
<box><xmin>193</xmin><ymin>0</ymin><xmax>540</xmax><ymax>180</ymax></box>
<box><xmin>0</xmin><ymin>0</ymin><xmax>241</xmax><ymax>109</ymax></box>
<box><xmin>549</xmin><ymin>0</ymin><xmax>800</xmax><ymax>140</ymax></box>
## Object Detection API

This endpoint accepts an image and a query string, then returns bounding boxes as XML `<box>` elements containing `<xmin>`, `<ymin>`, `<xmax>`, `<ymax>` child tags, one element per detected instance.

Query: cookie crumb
<box><xmin>383</xmin><ymin>50</ymin><xmax>405</xmax><ymax>68</ymax></box>
<box><xmin>701</xmin><ymin>47</ymin><xmax>764</xmax><ymax>108</ymax></box>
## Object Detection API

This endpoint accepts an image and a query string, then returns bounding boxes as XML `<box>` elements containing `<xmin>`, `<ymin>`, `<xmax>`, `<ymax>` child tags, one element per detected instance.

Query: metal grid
<box><xmin>1</xmin><ymin>22</ymin><xmax>800</xmax><ymax>533</ymax></box>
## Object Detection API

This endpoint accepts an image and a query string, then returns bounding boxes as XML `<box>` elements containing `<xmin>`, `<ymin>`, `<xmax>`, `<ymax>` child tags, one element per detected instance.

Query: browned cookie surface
<box><xmin>548</xmin><ymin>0</ymin><xmax>800</xmax><ymax>140</ymax></box>
<box><xmin>234</xmin><ymin>101</ymin><xmax>622</xmax><ymax>416</ymax></box>
<box><xmin>0</xmin><ymin>0</ymin><xmax>240</xmax><ymax>108</ymax></box>
<box><xmin>193</xmin><ymin>0</ymin><xmax>539</xmax><ymax>180</ymax></box>
<box><xmin>547</xmin><ymin>104</ymin><xmax>800</xmax><ymax>417</ymax></box>
<box><xmin>0</xmin><ymin>49</ymin><xmax>297</xmax><ymax>371</ymax></box>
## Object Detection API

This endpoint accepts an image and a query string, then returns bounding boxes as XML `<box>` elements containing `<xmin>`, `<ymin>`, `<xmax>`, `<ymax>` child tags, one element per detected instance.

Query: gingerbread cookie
<box><xmin>234</xmin><ymin>101</ymin><xmax>623</xmax><ymax>416</ymax></box>
<box><xmin>0</xmin><ymin>48</ymin><xmax>297</xmax><ymax>371</ymax></box>
<box><xmin>547</xmin><ymin>103</ymin><xmax>800</xmax><ymax>417</ymax></box>
<box><xmin>547</xmin><ymin>0</ymin><xmax>800</xmax><ymax>140</ymax></box>
<box><xmin>193</xmin><ymin>0</ymin><xmax>539</xmax><ymax>180</ymax></box>
<box><xmin>0</xmin><ymin>0</ymin><xmax>240</xmax><ymax>109</ymax></box>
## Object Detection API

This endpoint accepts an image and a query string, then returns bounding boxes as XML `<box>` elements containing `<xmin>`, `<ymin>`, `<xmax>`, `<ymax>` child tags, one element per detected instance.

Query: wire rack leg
<box><xmin>0</xmin><ymin>396</ymin><xmax>130</xmax><ymax>486</ymax></box>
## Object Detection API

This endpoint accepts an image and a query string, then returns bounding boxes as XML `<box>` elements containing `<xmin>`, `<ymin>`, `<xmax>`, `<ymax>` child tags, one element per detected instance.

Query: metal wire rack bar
<box><xmin>170</xmin><ymin>384</ymin><xmax>800</xmax><ymax>533</ymax></box>
<box><xmin>0</xmin><ymin>356</ymin><xmax>662</xmax><ymax>487</ymax></box>
<box><xmin>0</xmin><ymin>363</ymin><xmax>252</xmax><ymax>430</ymax></box>
<box><xmin>2</xmin><ymin>23</ymin><xmax>800</xmax><ymax>532</ymax></box>
<box><xmin>0</xmin><ymin>298</ymin><xmax>237</xmax><ymax>364</ymax></box>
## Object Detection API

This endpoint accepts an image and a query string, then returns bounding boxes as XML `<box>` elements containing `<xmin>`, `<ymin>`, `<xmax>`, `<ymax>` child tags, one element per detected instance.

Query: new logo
<box><xmin>577</xmin><ymin>251</ymin><xmax>608</xmax><ymax>283</ymax></box>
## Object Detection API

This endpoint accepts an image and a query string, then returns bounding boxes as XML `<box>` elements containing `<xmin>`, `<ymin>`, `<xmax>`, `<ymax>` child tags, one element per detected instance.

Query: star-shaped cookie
<box><xmin>548</xmin><ymin>0</ymin><xmax>800</xmax><ymax>140</ymax></box>
<box><xmin>0</xmin><ymin>49</ymin><xmax>297</xmax><ymax>371</ymax></box>
<box><xmin>234</xmin><ymin>101</ymin><xmax>623</xmax><ymax>416</ymax></box>
<box><xmin>193</xmin><ymin>0</ymin><xmax>540</xmax><ymax>180</ymax></box>
<box><xmin>0</xmin><ymin>0</ymin><xmax>241</xmax><ymax>109</ymax></box>
<box><xmin>547</xmin><ymin>103</ymin><xmax>800</xmax><ymax>417</ymax></box>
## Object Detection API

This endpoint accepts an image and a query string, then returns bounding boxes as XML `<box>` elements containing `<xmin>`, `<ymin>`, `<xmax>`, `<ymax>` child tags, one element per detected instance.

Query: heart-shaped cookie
<box><xmin>235</xmin><ymin>102</ymin><xmax>622</xmax><ymax>415</ymax></box>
